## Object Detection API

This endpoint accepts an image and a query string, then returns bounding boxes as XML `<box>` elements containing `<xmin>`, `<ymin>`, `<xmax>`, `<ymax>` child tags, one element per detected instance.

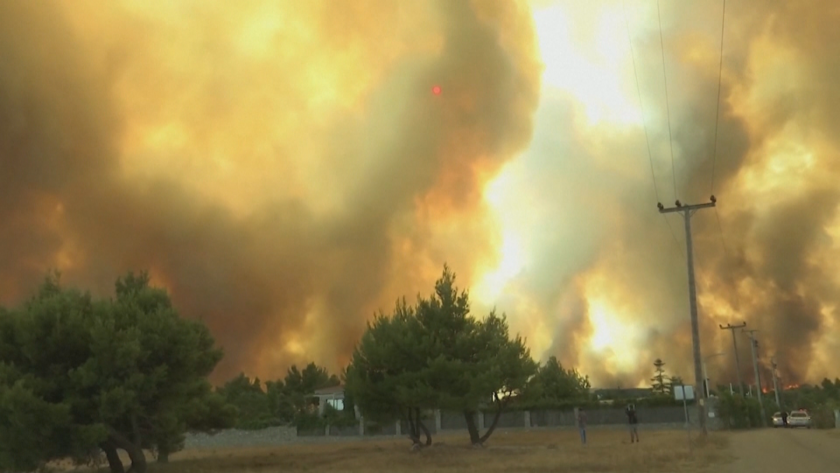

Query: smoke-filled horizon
<box><xmin>1</xmin><ymin>0</ymin><xmax>838</xmax><ymax>388</ymax></box>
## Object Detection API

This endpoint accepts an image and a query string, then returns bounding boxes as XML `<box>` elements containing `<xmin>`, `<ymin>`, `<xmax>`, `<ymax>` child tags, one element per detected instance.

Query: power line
<box><xmin>663</xmin><ymin>216</ymin><xmax>685</xmax><ymax>258</ymax></box>
<box><xmin>623</xmin><ymin>4</ymin><xmax>658</xmax><ymax>203</ymax></box>
<box><xmin>656</xmin><ymin>0</ymin><xmax>678</xmax><ymax>201</ymax></box>
<box><xmin>623</xmin><ymin>1</ymin><xmax>684</xmax><ymax>257</ymax></box>
<box><xmin>710</xmin><ymin>0</ymin><xmax>727</xmax><ymax>195</ymax></box>
<box><xmin>713</xmin><ymin>207</ymin><xmax>729</xmax><ymax>254</ymax></box>
<box><xmin>705</xmin><ymin>2</ymin><xmax>746</xmax><ymax>359</ymax></box>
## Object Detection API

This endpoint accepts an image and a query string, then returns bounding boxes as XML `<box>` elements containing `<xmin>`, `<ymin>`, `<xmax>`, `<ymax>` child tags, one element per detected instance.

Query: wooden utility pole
<box><xmin>771</xmin><ymin>357</ymin><xmax>783</xmax><ymax>409</ymax></box>
<box><xmin>719</xmin><ymin>322</ymin><xmax>747</xmax><ymax>397</ymax></box>
<box><xmin>744</xmin><ymin>329</ymin><xmax>767</xmax><ymax>426</ymax></box>
<box><xmin>658</xmin><ymin>196</ymin><xmax>716</xmax><ymax>436</ymax></box>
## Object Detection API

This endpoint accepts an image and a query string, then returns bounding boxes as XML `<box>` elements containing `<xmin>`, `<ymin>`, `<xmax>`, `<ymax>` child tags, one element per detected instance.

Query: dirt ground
<box><xmin>711</xmin><ymin>428</ymin><xmax>840</xmax><ymax>472</ymax></box>
<box><xmin>57</xmin><ymin>427</ymin><xmax>840</xmax><ymax>472</ymax></box>
<box><xmin>63</xmin><ymin>429</ymin><xmax>730</xmax><ymax>473</ymax></box>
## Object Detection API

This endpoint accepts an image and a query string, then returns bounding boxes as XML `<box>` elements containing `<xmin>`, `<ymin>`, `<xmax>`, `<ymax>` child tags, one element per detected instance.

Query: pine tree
<box><xmin>651</xmin><ymin>359</ymin><xmax>669</xmax><ymax>396</ymax></box>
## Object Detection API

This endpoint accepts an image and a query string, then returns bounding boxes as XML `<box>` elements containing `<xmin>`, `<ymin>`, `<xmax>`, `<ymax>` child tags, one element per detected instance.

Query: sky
<box><xmin>1</xmin><ymin>0</ymin><xmax>839</xmax><ymax>389</ymax></box>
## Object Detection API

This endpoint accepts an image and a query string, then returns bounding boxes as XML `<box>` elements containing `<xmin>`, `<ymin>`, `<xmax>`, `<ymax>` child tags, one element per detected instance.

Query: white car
<box><xmin>787</xmin><ymin>410</ymin><xmax>812</xmax><ymax>428</ymax></box>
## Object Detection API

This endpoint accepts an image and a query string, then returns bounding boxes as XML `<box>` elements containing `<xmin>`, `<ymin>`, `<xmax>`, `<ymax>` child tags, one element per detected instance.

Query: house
<box><xmin>311</xmin><ymin>385</ymin><xmax>347</xmax><ymax>416</ymax></box>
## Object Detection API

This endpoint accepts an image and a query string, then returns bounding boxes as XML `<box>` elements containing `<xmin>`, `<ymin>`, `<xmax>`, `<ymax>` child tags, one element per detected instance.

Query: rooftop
<box><xmin>313</xmin><ymin>385</ymin><xmax>345</xmax><ymax>395</ymax></box>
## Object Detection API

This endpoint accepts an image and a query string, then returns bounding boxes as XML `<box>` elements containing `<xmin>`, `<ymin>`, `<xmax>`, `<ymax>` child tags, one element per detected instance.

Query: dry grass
<box><xmin>68</xmin><ymin>429</ymin><xmax>733</xmax><ymax>473</ymax></box>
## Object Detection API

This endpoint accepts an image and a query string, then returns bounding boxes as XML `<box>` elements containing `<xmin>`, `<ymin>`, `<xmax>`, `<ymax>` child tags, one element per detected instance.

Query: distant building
<box><xmin>593</xmin><ymin>387</ymin><xmax>654</xmax><ymax>402</ymax></box>
<box><xmin>310</xmin><ymin>385</ymin><xmax>350</xmax><ymax>416</ymax></box>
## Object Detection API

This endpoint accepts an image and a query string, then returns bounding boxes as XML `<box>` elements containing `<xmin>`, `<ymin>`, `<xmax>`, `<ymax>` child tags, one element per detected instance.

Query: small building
<box><xmin>312</xmin><ymin>385</ymin><xmax>346</xmax><ymax>416</ymax></box>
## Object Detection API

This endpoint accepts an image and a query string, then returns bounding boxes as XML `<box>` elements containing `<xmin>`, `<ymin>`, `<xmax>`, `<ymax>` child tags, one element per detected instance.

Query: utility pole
<box><xmin>744</xmin><ymin>329</ymin><xmax>767</xmax><ymax>427</ymax></box>
<box><xmin>658</xmin><ymin>196</ymin><xmax>716</xmax><ymax>436</ymax></box>
<box><xmin>702</xmin><ymin>352</ymin><xmax>725</xmax><ymax>398</ymax></box>
<box><xmin>719</xmin><ymin>322</ymin><xmax>747</xmax><ymax>397</ymax></box>
<box><xmin>770</xmin><ymin>357</ymin><xmax>782</xmax><ymax>409</ymax></box>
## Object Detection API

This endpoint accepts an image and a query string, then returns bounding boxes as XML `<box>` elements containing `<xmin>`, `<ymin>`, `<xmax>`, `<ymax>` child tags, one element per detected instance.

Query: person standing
<box><xmin>781</xmin><ymin>410</ymin><xmax>788</xmax><ymax>428</ymax></box>
<box><xmin>626</xmin><ymin>403</ymin><xmax>640</xmax><ymax>443</ymax></box>
<box><xmin>577</xmin><ymin>408</ymin><xmax>588</xmax><ymax>445</ymax></box>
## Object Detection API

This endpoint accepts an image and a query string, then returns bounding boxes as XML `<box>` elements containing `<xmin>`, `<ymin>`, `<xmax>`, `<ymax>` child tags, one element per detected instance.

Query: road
<box><xmin>718</xmin><ymin>428</ymin><xmax>839</xmax><ymax>472</ymax></box>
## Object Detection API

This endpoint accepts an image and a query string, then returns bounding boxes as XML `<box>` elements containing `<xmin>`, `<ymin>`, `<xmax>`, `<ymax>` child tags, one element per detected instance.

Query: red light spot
<box><xmin>432</xmin><ymin>85</ymin><xmax>442</xmax><ymax>95</ymax></box>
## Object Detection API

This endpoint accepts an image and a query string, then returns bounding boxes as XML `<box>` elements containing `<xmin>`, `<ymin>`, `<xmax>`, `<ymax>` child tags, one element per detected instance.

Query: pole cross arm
<box><xmin>658</xmin><ymin>201</ymin><xmax>716</xmax><ymax>214</ymax></box>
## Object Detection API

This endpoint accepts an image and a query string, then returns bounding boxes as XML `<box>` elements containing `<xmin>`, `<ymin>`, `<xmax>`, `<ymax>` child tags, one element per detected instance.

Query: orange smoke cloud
<box><xmin>2</xmin><ymin>0</ymin><xmax>839</xmax><ymax>390</ymax></box>
<box><xmin>0</xmin><ymin>0</ymin><xmax>541</xmax><ymax>381</ymax></box>
<box><xmin>482</xmin><ymin>0</ymin><xmax>840</xmax><ymax>388</ymax></box>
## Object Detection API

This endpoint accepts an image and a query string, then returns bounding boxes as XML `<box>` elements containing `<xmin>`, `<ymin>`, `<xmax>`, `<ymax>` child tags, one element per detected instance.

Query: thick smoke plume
<box><xmin>2</xmin><ymin>0</ymin><xmax>839</xmax><ymax>389</ymax></box>
<box><xmin>510</xmin><ymin>0</ymin><xmax>840</xmax><ymax>388</ymax></box>
<box><xmin>0</xmin><ymin>0</ymin><xmax>540</xmax><ymax>381</ymax></box>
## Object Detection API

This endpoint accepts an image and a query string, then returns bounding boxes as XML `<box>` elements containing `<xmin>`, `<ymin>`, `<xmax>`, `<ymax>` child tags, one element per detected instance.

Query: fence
<box><xmin>183</xmin><ymin>402</ymin><xmax>834</xmax><ymax>450</ymax></box>
<box><xmin>298</xmin><ymin>403</ymin><xmax>721</xmax><ymax>438</ymax></box>
<box><xmin>183</xmin><ymin>403</ymin><xmax>727</xmax><ymax>449</ymax></box>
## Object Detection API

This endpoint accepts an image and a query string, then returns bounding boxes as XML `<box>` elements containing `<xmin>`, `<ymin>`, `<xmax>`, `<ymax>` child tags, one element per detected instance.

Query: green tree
<box><xmin>669</xmin><ymin>375</ymin><xmax>684</xmax><ymax>396</ymax></box>
<box><xmin>651</xmin><ymin>359</ymin><xmax>669</xmax><ymax>396</ymax></box>
<box><xmin>346</xmin><ymin>266</ymin><xmax>537</xmax><ymax>447</ymax></box>
<box><xmin>0</xmin><ymin>272</ymin><xmax>234</xmax><ymax>473</ymax></box>
<box><xmin>345</xmin><ymin>299</ymin><xmax>436</xmax><ymax>447</ymax></box>
<box><xmin>264</xmin><ymin>362</ymin><xmax>341</xmax><ymax>428</ymax></box>
<box><xmin>524</xmin><ymin>356</ymin><xmax>591</xmax><ymax>405</ymax></box>
<box><xmin>429</xmin><ymin>307</ymin><xmax>537</xmax><ymax>446</ymax></box>
<box><xmin>820</xmin><ymin>378</ymin><xmax>839</xmax><ymax>400</ymax></box>
<box><xmin>217</xmin><ymin>374</ymin><xmax>274</xmax><ymax>430</ymax></box>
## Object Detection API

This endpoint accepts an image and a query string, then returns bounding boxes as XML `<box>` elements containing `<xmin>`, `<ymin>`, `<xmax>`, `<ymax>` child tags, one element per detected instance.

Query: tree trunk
<box><xmin>108</xmin><ymin>430</ymin><xmax>147</xmax><ymax>473</ymax></box>
<box><xmin>463</xmin><ymin>409</ymin><xmax>481</xmax><ymax>445</ymax></box>
<box><xmin>157</xmin><ymin>448</ymin><xmax>170</xmax><ymax>463</ymax></box>
<box><xmin>406</xmin><ymin>409</ymin><xmax>421</xmax><ymax>446</ymax></box>
<box><xmin>417</xmin><ymin>418</ymin><xmax>432</xmax><ymax>446</ymax></box>
<box><xmin>130</xmin><ymin>414</ymin><xmax>142</xmax><ymax>447</ymax></box>
<box><xmin>100</xmin><ymin>441</ymin><xmax>125</xmax><ymax>473</ymax></box>
<box><xmin>479</xmin><ymin>401</ymin><xmax>506</xmax><ymax>444</ymax></box>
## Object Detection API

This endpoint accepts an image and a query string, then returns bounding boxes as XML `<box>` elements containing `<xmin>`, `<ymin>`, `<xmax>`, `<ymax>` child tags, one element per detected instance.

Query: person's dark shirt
<box><xmin>626</xmin><ymin>408</ymin><xmax>638</xmax><ymax>424</ymax></box>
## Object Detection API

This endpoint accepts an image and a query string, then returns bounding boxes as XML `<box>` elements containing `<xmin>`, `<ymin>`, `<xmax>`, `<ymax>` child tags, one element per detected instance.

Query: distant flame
<box><xmin>784</xmin><ymin>383</ymin><xmax>800</xmax><ymax>390</ymax></box>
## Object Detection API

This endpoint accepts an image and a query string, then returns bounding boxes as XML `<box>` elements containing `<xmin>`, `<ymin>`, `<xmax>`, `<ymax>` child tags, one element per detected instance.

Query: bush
<box><xmin>809</xmin><ymin>405</ymin><xmax>836</xmax><ymax>429</ymax></box>
<box><xmin>715</xmin><ymin>393</ymin><xmax>781</xmax><ymax>429</ymax></box>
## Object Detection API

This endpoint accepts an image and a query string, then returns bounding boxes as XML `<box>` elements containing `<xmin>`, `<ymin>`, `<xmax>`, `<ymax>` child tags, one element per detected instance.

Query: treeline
<box><xmin>0</xmin><ymin>267</ymin><xmax>597</xmax><ymax>472</ymax></box>
<box><xmin>216</xmin><ymin>354</ymin><xmax>598</xmax><ymax>432</ymax></box>
<box><xmin>222</xmin><ymin>267</ymin><xmax>602</xmax><ymax>448</ymax></box>
<box><xmin>343</xmin><ymin>267</ymin><xmax>594</xmax><ymax>447</ymax></box>
<box><xmin>216</xmin><ymin>363</ymin><xmax>353</xmax><ymax>431</ymax></box>
<box><xmin>716</xmin><ymin>379</ymin><xmax>840</xmax><ymax>429</ymax></box>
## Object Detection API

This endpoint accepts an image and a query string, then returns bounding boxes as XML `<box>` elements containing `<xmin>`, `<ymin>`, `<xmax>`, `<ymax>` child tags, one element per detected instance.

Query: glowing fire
<box><xmin>784</xmin><ymin>384</ymin><xmax>800</xmax><ymax>390</ymax></box>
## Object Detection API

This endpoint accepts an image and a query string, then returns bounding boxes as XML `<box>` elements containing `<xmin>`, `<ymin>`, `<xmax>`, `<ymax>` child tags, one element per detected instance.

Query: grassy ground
<box><xmin>64</xmin><ymin>429</ymin><xmax>733</xmax><ymax>473</ymax></box>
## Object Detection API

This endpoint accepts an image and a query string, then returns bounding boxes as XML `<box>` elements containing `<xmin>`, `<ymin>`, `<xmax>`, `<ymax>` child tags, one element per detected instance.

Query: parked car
<box><xmin>772</xmin><ymin>411</ymin><xmax>788</xmax><ymax>427</ymax></box>
<box><xmin>787</xmin><ymin>410</ymin><xmax>812</xmax><ymax>428</ymax></box>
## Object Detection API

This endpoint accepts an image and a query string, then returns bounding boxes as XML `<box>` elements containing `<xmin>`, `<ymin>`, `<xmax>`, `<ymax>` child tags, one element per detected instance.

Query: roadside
<box><xmin>713</xmin><ymin>429</ymin><xmax>839</xmax><ymax>472</ymax></box>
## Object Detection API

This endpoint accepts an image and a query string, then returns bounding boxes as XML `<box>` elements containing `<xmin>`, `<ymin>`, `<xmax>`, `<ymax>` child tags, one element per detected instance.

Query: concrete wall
<box><xmin>179</xmin><ymin>404</ymin><xmax>726</xmax><ymax>450</ymax></box>
<box><xmin>294</xmin><ymin>403</ymin><xmax>719</xmax><ymax>438</ymax></box>
<box><xmin>184</xmin><ymin>426</ymin><xmax>297</xmax><ymax>449</ymax></box>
